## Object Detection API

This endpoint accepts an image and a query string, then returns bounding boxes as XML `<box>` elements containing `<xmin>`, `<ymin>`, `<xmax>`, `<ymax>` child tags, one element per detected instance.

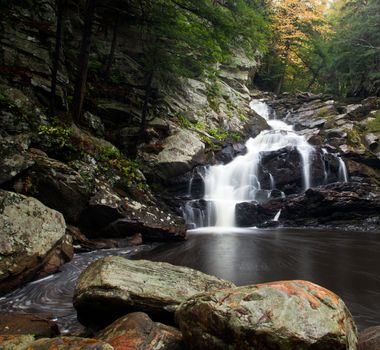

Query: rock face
<box><xmin>15</xmin><ymin>150</ymin><xmax>93</xmax><ymax>224</ymax></box>
<box><xmin>176</xmin><ymin>280</ymin><xmax>358</xmax><ymax>350</ymax></box>
<box><xmin>358</xmin><ymin>326</ymin><xmax>380</xmax><ymax>350</ymax></box>
<box><xmin>97</xmin><ymin>312</ymin><xmax>183</xmax><ymax>350</ymax></box>
<box><xmin>0</xmin><ymin>190</ymin><xmax>69</xmax><ymax>295</ymax></box>
<box><xmin>0</xmin><ymin>134</ymin><xmax>34</xmax><ymax>184</ymax></box>
<box><xmin>73</xmin><ymin>256</ymin><xmax>235</xmax><ymax>328</ymax></box>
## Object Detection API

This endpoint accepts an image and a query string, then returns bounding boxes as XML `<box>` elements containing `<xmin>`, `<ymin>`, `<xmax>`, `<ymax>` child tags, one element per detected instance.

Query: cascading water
<box><xmin>187</xmin><ymin>100</ymin><xmax>315</xmax><ymax>228</ymax></box>
<box><xmin>184</xmin><ymin>99</ymin><xmax>350</xmax><ymax>228</ymax></box>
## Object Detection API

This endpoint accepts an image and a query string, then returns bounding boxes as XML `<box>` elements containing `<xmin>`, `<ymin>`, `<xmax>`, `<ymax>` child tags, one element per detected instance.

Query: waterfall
<box><xmin>338</xmin><ymin>157</ymin><xmax>349</xmax><ymax>183</ymax></box>
<box><xmin>185</xmin><ymin>99</ymin><xmax>316</xmax><ymax>228</ymax></box>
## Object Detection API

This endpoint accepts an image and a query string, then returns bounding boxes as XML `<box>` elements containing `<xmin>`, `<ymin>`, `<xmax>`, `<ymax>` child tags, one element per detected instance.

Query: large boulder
<box><xmin>79</xmin><ymin>181</ymin><xmax>187</xmax><ymax>241</ymax></box>
<box><xmin>97</xmin><ymin>312</ymin><xmax>183</xmax><ymax>350</ymax></box>
<box><xmin>14</xmin><ymin>150</ymin><xmax>93</xmax><ymax>224</ymax></box>
<box><xmin>0</xmin><ymin>190</ymin><xmax>70</xmax><ymax>295</ymax></box>
<box><xmin>73</xmin><ymin>256</ymin><xmax>235</xmax><ymax>328</ymax></box>
<box><xmin>358</xmin><ymin>326</ymin><xmax>380</xmax><ymax>350</ymax></box>
<box><xmin>175</xmin><ymin>280</ymin><xmax>358</xmax><ymax>350</ymax></box>
<box><xmin>140</xmin><ymin>129</ymin><xmax>206</xmax><ymax>180</ymax></box>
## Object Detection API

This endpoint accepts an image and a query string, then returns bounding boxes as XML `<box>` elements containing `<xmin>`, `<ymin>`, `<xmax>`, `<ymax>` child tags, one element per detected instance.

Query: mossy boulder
<box><xmin>73</xmin><ymin>256</ymin><xmax>235</xmax><ymax>328</ymax></box>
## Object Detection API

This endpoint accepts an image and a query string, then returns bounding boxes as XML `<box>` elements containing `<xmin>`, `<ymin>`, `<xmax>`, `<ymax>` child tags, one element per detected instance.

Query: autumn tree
<box><xmin>256</xmin><ymin>0</ymin><xmax>329</xmax><ymax>93</ymax></box>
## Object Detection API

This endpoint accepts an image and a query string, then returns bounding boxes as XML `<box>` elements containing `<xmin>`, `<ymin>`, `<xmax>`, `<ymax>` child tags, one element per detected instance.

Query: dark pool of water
<box><xmin>1</xmin><ymin>228</ymin><xmax>379</xmax><ymax>332</ymax></box>
<box><xmin>136</xmin><ymin>227</ymin><xmax>380</xmax><ymax>331</ymax></box>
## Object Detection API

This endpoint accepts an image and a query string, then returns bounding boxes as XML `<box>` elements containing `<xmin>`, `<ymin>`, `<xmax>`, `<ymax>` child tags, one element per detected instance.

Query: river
<box><xmin>1</xmin><ymin>228</ymin><xmax>379</xmax><ymax>333</ymax></box>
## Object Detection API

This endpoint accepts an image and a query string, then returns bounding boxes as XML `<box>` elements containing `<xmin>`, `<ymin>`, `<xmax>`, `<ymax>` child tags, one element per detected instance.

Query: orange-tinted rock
<box><xmin>22</xmin><ymin>336</ymin><xmax>113</xmax><ymax>350</ymax></box>
<box><xmin>97</xmin><ymin>312</ymin><xmax>182</xmax><ymax>350</ymax></box>
<box><xmin>0</xmin><ymin>334</ymin><xmax>35</xmax><ymax>349</ymax></box>
<box><xmin>0</xmin><ymin>313</ymin><xmax>59</xmax><ymax>337</ymax></box>
<box><xmin>176</xmin><ymin>280</ymin><xmax>358</xmax><ymax>350</ymax></box>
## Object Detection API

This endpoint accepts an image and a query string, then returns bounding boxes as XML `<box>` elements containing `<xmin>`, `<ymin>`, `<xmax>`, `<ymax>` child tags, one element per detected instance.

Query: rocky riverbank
<box><xmin>1</xmin><ymin>255</ymin><xmax>379</xmax><ymax>349</ymax></box>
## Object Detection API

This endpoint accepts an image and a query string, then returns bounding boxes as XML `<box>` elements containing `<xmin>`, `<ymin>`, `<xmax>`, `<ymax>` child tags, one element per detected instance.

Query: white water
<box><xmin>338</xmin><ymin>157</ymin><xmax>349</xmax><ymax>183</ymax></box>
<box><xmin>201</xmin><ymin>100</ymin><xmax>315</xmax><ymax>227</ymax></box>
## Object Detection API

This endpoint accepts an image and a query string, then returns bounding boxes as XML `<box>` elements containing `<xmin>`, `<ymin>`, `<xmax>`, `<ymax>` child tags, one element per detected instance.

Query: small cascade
<box><xmin>269</xmin><ymin>173</ymin><xmax>275</xmax><ymax>190</ymax></box>
<box><xmin>338</xmin><ymin>157</ymin><xmax>349</xmax><ymax>183</ymax></box>
<box><xmin>273</xmin><ymin>210</ymin><xmax>282</xmax><ymax>222</ymax></box>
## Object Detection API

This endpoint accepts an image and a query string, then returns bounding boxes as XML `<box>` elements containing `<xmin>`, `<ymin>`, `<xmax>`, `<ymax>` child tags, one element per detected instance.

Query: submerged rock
<box><xmin>176</xmin><ymin>280</ymin><xmax>358</xmax><ymax>350</ymax></box>
<box><xmin>97</xmin><ymin>312</ymin><xmax>183</xmax><ymax>350</ymax></box>
<box><xmin>0</xmin><ymin>190</ymin><xmax>69</xmax><ymax>295</ymax></box>
<box><xmin>73</xmin><ymin>256</ymin><xmax>235</xmax><ymax>328</ymax></box>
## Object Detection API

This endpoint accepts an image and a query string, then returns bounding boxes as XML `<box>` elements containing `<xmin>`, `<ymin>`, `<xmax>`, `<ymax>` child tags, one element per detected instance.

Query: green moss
<box><xmin>366</xmin><ymin>112</ymin><xmax>380</xmax><ymax>133</ymax></box>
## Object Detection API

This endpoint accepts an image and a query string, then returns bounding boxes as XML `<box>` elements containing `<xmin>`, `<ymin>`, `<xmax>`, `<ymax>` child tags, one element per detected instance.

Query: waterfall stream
<box><xmin>184</xmin><ymin>99</ymin><xmax>349</xmax><ymax>228</ymax></box>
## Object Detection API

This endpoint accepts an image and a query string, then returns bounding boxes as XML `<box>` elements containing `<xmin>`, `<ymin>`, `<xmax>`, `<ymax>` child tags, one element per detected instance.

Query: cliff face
<box><xmin>0</xmin><ymin>0</ymin><xmax>262</xmax><ymax>176</ymax></box>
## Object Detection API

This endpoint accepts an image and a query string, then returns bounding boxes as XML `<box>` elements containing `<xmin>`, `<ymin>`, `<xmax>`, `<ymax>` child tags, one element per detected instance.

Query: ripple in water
<box><xmin>0</xmin><ymin>245</ymin><xmax>156</xmax><ymax>334</ymax></box>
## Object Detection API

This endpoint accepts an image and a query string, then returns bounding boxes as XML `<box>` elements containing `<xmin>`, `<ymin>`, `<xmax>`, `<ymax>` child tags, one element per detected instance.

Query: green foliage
<box><xmin>137</xmin><ymin>0</ymin><xmax>269</xmax><ymax>85</ymax></box>
<box><xmin>325</xmin><ymin>0</ymin><xmax>380</xmax><ymax>96</ymax></box>
<box><xmin>97</xmin><ymin>146</ymin><xmax>144</xmax><ymax>185</ymax></box>
<box><xmin>38</xmin><ymin>124</ymin><xmax>71</xmax><ymax>148</ymax></box>
<box><xmin>178</xmin><ymin>114</ymin><xmax>193</xmax><ymax>128</ymax></box>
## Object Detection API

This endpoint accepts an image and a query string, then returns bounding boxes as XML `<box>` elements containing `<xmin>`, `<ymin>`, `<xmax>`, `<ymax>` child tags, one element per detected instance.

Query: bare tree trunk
<box><xmin>275</xmin><ymin>44</ymin><xmax>290</xmax><ymax>95</ymax></box>
<box><xmin>50</xmin><ymin>0</ymin><xmax>65</xmax><ymax>116</ymax></box>
<box><xmin>139</xmin><ymin>69</ymin><xmax>154</xmax><ymax>138</ymax></box>
<box><xmin>72</xmin><ymin>0</ymin><xmax>97</xmax><ymax>124</ymax></box>
<box><xmin>103</xmin><ymin>12</ymin><xmax>120</xmax><ymax>81</ymax></box>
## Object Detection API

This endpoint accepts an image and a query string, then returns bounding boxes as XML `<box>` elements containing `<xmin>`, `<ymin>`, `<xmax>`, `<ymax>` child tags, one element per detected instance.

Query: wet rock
<box><xmin>0</xmin><ymin>134</ymin><xmax>34</xmax><ymax>184</ymax></box>
<box><xmin>97</xmin><ymin>312</ymin><xmax>183</xmax><ymax>350</ymax></box>
<box><xmin>79</xmin><ymin>181</ymin><xmax>187</xmax><ymax>241</ymax></box>
<box><xmin>358</xmin><ymin>326</ymin><xmax>380</xmax><ymax>350</ymax></box>
<box><xmin>22</xmin><ymin>337</ymin><xmax>114</xmax><ymax>350</ymax></box>
<box><xmin>14</xmin><ymin>150</ymin><xmax>93</xmax><ymax>224</ymax></box>
<box><xmin>74</xmin><ymin>256</ymin><xmax>235</xmax><ymax>328</ymax></box>
<box><xmin>278</xmin><ymin>182</ymin><xmax>380</xmax><ymax>229</ymax></box>
<box><xmin>0</xmin><ymin>190</ymin><xmax>68</xmax><ymax>295</ymax></box>
<box><xmin>0</xmin><ymin>313</ymin><xmax>59</xmax><ymax>337</ymax></box>
<box><xmin>235</xmin><ymin>201</ymin><xmax>274</xmax><ymax>227</ymax></box>
<box><xmin>176</xmin><ymin>280</ymin><xmax>358</xmax><ymax>350</ymax></box>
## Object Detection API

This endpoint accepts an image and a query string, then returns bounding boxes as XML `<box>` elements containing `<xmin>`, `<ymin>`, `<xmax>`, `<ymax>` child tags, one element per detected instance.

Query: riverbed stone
<box><xmin>97</xmin><ymin>312</ymin><xmax>183</xmax><ymax>350</ymax></box>
<box><xmin>175</xmin><ymin>280</ymin><xmax>358</xmax><ymax>350</ymax></box>
<box><xmin>0</xmin><ymin>334</ymin><xmax>36</xmax><ymax>350</ymax></box>
<box><xmin>73</xmin><ymin>256</ymin><xmax>235</xmax><ymax>328</ymax></box>
<box><xmin>0</xmin><ymin>190</ymin><xmax>68</xmax><ymax>295</ymax></box>
<box><xmin>21</xmin><ymin>337</ymin><xmax>114</xmax><ymax>350</ymax></box>
<box><xmin>0</xmin><ymin>313</ymin><xmax>59</xmax><ymax>337</ymax></box>
<box><xmin>358</xmin><ymin>326</ymin><xmax>380</xmax><ymax>350</ymax></box>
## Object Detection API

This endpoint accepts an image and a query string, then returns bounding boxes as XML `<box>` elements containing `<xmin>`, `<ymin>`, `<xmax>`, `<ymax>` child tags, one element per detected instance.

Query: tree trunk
<box><xmin>72</xmin><ymin>0</ymin><xmax>97</xmax><ymax>124</ymax></box>
<box><xmin>50</xmin><ymin>0</ymin><xmax>65</xmax><ymax>116</ymax></box>
<box><xmin>139</xmin><ymin>69</ymin><xmax>154</xmax><ymax>138</ymax></box>
<box><xmin>275</xmin><ymin>44</ymin><xmax>290</xmax><ymax>95</ymax></box>
<box><xmin>103</xmin><ymin>13</ymin><xmax>120</xmax><ymax>81</ymax></box>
